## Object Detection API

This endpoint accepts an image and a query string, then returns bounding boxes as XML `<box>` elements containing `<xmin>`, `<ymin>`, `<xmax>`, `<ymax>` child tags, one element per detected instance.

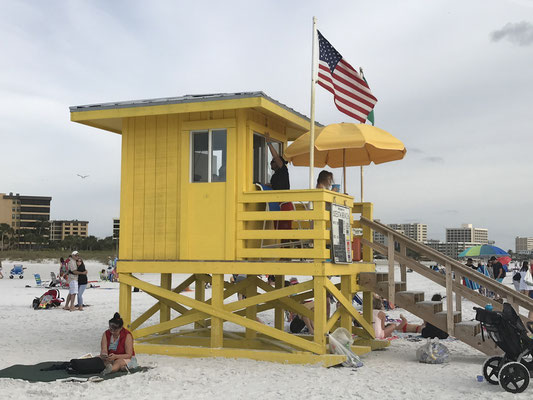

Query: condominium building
<box><xmin>50</xmin><ymin>220</ymin><xmax>89</xmax><ymax>241</ymax></box>
<box><xmin>516</xmin><ymin>237</ymin><xmax>533</xmax><ymax>254</ymax></box>
<box><xmin>425</xmin><ymin>240</ymin><xmax>476</xmax><ymax>259</ymax></box>
<box><xmin>113</xmin><ymin>218</ymin><xmax>120</xmax><ymax>241</ymax></box>
<box><xmin>373</xmin><ymin>222</ymin><xmax>427</xmax><ymax>245</ymax></box>
<box><xmin>0</xmin><ymin>192</ymin><xmax>51</xmax><ymax>232</ymax></box>
<box><xmin>446</xmin><ymin>224</ymin><xmax>488</xmax><ymax>244</ymax></box>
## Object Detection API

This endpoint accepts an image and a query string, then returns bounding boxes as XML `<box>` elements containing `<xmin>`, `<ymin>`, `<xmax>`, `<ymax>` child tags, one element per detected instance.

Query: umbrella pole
<box><xmin>360</xmin><ymin>166</ymin><xmax>364</xmax><ymax>202</ymax></box>
<box><xmin>343</xmin><ymin>148</ymin><xmax>346</xmax><ymax>194</ymax></box>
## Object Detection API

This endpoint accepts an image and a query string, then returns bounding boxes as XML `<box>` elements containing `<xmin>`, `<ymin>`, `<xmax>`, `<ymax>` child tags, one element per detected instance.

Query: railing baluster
<box><xmin>387</xmin><ymin>232</ymin><xmax>395</xmax><ymax>305</ymax></box>
<box><xmin>455</xmin><ymin>271</ymin><xmax>462</xmax><ymax>313</ymax></box>
<box><xmin>445</xmin><ymin>262</ymin><xmax>454</xmax><ymax>336</ymax></box>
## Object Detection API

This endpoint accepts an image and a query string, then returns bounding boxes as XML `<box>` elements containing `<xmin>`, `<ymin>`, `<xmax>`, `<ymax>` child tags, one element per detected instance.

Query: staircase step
<box><xmin>454</xmin><ymin>321</ymin><xmax>481</xmax><ymax>337</ymax></box>
<box><xmin>435</xmin><ymin>311</ymin><xmax>462</xmax><ymax>324</ymax></box>
<box><xmin>415</xmin><ymin>301</ymin><xmax>443</xmax><ymax>314</ymax></box>
<box><xmin>376</xmin><ymin>281</ymin><xmax>407</xmax><ymax>293</ymax></box>
<box><xmin>375</xmin><ymin>272</ymin><xmax>389</xmax><ymax>283</ymax></box>
<box><xmin>358</xmin><ymin>272</ymin><xmax>378</xmax><ymax>288</ymax></box>
<box><xmin>396</xmin><ymin>291</ymin><xmax>425</xmax><ymax>305</ymax></box>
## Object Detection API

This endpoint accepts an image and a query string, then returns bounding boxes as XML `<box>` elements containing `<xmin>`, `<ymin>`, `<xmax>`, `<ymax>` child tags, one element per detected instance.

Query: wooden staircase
<box><xmin>357</xmin><ymin>218</ymin><xmax>533</xmax><ymax>356</ymax></box>
<box><xmin>359</xmin><ymin>271</ymin><xmax>498</xmax><ymax>355</ymax></box>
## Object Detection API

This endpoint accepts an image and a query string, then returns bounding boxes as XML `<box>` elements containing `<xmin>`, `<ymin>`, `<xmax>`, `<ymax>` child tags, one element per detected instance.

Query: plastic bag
<box><xmin>328</xmin><ymin>327</ymin><xmax>363</xmax><ymax>368</ymax></box>
<box><xmin>525</xmin><ymin>269</ymin><xmax>533</xmax><ymax>286</ymax></box>
<box><xmin>416</xmin><ymin>338</ymin><xmax>450</xmax><ymax>364</ymax></box>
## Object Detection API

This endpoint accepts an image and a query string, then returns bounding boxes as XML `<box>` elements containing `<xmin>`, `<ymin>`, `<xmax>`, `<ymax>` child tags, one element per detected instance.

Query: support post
<box><xmin>387</xmin><ymin>232</ymin><xmax>395</xmax><ymax>306</ymax></box>
<box><xmin>160</xmin><ymin>273</ymin><xmax>172</xmax><ymax>333</ymax></box>
<box><xmin>274</xmin><ymin>275</ymin><xmax>285</xmax><ymax>330</ymax></box>
<box><xmin>245</xmin><ymin>276</ymin><xmax>258</xmax><ymax>339</ymax></box>
<box><xmin>361</xmin><ymin>202</ymin><xmax>373</xmax><ymax>262</ymax></box>
<box><xmin>445</xmin><ymin>263</ymin><xmax>454</xmax><ymax>336</ymax></box>
<box><xmin>455</xmin><ymin>272</ymin><xmax>462</xmax><ymax>313</ymax></box>
<box><xmin>400</xmin><ymin>244</ymin><xmax>407</xmax><ymax>285</ymax></box>
<box><xmin>195</xmin><ymin>274</ymin><xmax>206</xmax><ymax>329</ymax></box>
<box><xmin>119</xmin><ymin>274</ymin><xmax>132</xmax><ymax>330</ymax></box>
<box><xmin>211</xmin><ymin>274</ymin><xmax>224</xmax><ymax>348</ymax></box>
<box><xmin>313</xmin><ymin>276</ymin><xmax>327</xmax><ymax>353</ymax></box>
<box><xmin>340</xmin><ymin>275</ymin><xmax>351</xmax><ymax>331</ymax></box>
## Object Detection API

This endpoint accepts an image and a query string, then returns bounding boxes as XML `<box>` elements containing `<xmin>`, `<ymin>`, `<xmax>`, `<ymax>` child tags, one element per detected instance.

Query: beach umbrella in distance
<box><xmin>458</xmin><ymin>245</ymin><xmax>509</xmax><ymax>258</ymax></box>
<box><xmin>497</xmin><ymin>256</ymin><xmax>512</xmax><ymax>266</ymax></box>
<box><xmin>284</xmin><ymin>123</ymin><xmax>406</xmax><ymax>196</ymax></box>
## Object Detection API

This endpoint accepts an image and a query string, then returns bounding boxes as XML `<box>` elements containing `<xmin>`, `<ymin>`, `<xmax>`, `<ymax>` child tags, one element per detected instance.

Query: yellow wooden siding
<box><xmin>165</xmin><ymin>114</ymin><xmax>180</xmax><ymax>259</ymax></box>
<box><xmin>132</xmin><ymin>116</ymin><xmax>146</xmax><ymax>259</ymax></box>
<box><xmin>119</xmin><ymin>117</ymin><xmax>135</xmax><ymax>259</ymax></box>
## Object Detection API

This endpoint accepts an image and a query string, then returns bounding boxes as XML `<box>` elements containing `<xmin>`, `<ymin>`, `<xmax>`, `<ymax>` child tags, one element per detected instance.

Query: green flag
<box><xmin>360</xmin><ymin>69</ymin><xmax>375</xmax><ymax>125</ymax></box>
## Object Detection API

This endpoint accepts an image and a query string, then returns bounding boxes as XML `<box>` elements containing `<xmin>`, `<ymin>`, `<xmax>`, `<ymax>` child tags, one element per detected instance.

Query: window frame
<box><xmin>252</xmin><ymin>132</ymin><xmax>282</xmax><ymax>185</ymax></box>
<box><xmin>190</xmin><ymin>129</ymin><xmax>227</xmax><ymax>183</ymax></box>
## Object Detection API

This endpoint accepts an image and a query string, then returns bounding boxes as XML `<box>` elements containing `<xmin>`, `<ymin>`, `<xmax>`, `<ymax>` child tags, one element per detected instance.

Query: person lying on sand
<box><xmin>100</xmin><ymin>313</ymin><xmax>138</xmax><ymax>375</ymax></box>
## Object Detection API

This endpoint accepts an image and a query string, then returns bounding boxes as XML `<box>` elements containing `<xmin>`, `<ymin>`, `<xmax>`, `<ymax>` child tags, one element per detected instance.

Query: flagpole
<box><xmin>308</xmin><ymin>16</ymin><xmax>318</xmax><ymax>189</ymax></box>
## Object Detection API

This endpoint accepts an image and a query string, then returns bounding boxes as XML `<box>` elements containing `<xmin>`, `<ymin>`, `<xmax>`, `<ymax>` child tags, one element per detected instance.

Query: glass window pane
<box><xmin>253</xmin><ymin>134</ymin><xmax>266</xmax><ymax>184</ymax></box>
<box><xmin>212</xmin><ymin>129</ymin><xmax>227</xmax><ymax>182</ymax></box>
<box><xmin>192</xmin><ymin>131</ymin><xmax>209</xmax><ymax>182</ymax></box>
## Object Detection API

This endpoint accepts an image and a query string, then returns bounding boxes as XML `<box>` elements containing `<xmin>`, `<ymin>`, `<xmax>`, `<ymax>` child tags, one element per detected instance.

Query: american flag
<box><xmin>317</xmin><ymin>30</ymin><xmax>377</xmax><ymax>123</ymax></box>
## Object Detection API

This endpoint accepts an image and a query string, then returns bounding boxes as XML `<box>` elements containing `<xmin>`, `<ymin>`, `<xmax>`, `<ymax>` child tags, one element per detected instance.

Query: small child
<box><xmin>100</xmin><ymin>269</ymin><xmax>107</xmax><ymax>281</ymax></box>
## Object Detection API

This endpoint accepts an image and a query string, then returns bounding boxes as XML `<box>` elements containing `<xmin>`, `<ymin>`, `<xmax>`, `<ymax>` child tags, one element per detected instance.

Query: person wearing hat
<box><xmin>63</xmin><ymin>250</ymin><xmax>80</xmax><ymax>311</ymax></box>
<box><xmin>465</xmin><ymin>258</ymin><xmax>477</xmax><ymax>270</ymax></box>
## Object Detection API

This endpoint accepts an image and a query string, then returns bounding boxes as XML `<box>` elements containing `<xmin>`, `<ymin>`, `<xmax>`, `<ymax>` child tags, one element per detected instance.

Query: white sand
<box><xmin>0</xmin><ymin>260</ymin><xmax>522</xmax><ymax>399</ymax></box>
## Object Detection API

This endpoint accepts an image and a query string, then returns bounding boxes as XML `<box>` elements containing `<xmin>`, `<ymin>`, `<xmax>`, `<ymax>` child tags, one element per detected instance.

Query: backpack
<box><xmin>513</xmin><ymin>272</ymin><xmax>522</xmax><ymax>281</ymax></box>
<box><xmin>69</xmin><ymin>357</ymin><xmax>106</xmax><ymax>374</ymax></box>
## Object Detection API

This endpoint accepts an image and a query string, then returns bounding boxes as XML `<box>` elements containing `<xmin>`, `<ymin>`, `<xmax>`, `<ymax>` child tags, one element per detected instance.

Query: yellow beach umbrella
<box><xmin>285</xmin><ymin>123</ymin><xmax>406</xmax><ymax>196</ymax></box>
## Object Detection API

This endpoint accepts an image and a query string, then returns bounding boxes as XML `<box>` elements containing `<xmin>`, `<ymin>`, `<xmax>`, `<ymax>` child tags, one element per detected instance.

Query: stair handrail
<box><xmin>360</xmin><ymin>217</ymin><xmax>533</xmax><ymax>312</ymax></box>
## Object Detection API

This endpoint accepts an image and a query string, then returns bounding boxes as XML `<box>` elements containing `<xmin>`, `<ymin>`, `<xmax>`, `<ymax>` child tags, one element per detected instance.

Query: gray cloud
<box><xmin>423</xmin><ymin>156</ymin><xmax>444</xmax><ymax>163</ymax></box>
<box><xmin>490</xmin><ymin>21</ymin><xmax>533</xmax><ymax>46</ymax></box>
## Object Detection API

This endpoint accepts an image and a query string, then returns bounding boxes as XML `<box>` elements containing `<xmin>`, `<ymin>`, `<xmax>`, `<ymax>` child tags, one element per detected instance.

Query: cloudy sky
<box><xmin>1</xmin><ymin>0</ymin><xmax>532</xmax><ymax>250</ymax></box>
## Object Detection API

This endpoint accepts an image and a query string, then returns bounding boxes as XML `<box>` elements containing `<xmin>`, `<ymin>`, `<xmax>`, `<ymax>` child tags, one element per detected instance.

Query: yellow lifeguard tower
<box><xmin>70</xmin><ymin>92</ymin><xmax>377</xmax><ymax>366</ymax></box>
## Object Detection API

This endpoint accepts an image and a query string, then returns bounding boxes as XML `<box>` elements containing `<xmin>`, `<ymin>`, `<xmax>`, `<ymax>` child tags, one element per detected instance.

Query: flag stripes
<box><xmin>317</xmin><ymin>30</ymin><xmax>377</xmax><ymax>122</ymax></box>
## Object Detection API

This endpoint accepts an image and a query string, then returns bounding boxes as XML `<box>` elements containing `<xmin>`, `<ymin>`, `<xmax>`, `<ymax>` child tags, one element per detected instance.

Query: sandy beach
<box><xmin>0</xmin><ymin>260</ymin><xmax>521</xmax><ymax>399</ymax></box>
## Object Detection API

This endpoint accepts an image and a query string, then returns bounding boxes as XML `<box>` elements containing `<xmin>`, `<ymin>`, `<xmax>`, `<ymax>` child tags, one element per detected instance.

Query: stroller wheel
<box><xmin>10</xmin><ymin>275</ymin><xmax>14</xmax><ymax>279</ymax></box>
<box><xmin>498</xmin><ymin>361</ymin><xmax>530</xmax><ymax>394</ymax></box>
<box><xmin>483</xmin><ymin>356</ymin><xmax>503</xmax><ymax>385</ymax></box>
<box><xmin>19</xmin><ymin>275</ymin><xmax>24</xmax><ymax>279</ymax></box>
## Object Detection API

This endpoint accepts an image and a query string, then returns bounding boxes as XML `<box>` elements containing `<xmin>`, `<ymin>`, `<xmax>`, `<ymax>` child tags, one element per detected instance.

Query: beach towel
<box><xmin>0</xmin><ymin>361</ymin><xmax>149</xmax><ymax>383</ymax></box>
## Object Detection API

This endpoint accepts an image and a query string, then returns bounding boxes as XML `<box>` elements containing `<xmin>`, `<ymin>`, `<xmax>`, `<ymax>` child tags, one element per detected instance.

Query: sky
<box><xmin>0</xmin><ymin>0</ymin><xmax>532</xmax><ymax>251</ymax></box>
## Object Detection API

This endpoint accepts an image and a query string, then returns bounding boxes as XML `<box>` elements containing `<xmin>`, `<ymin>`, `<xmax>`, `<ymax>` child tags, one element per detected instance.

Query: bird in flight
<box><xmin>77</xmin><ymin>174</ymin><xmax>90</xmax><ymax>179</ymax></box>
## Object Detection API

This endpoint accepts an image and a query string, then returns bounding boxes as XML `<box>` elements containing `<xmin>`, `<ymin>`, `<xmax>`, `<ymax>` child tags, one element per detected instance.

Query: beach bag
<box><xmin>513</xmin><ymin>272</ymin><xmax>521</xmax><ymax>281</ymax></box>
<box><xmin>328</xmin><ymin>327</ymin><xmax>363</xmax><ymax>368</ymax></box>
<box><xmin>69</xmin><ymin>357</ymin><xmax>106</xmax><ymax>374</ymax></box>
<box><xmin>525</xmin><ymin>269</ymin><xmax>533</xmax><ymax>286</ymax></box>
<box><xmin>416</xmin><ymin>338</ymin><xmax>450</xmax><ymax>364</ymax></box>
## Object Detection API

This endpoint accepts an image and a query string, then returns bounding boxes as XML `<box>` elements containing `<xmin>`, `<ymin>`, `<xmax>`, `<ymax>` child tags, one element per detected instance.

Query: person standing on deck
<box><xmin>266</xmin><ymin>134</ymin><xmax>291</xmax><ymax>230</ymax></box>
<box><xmin>267</xmin><ymin>139</ymin><xmax>289</xmax><ymax>190</ymax></box>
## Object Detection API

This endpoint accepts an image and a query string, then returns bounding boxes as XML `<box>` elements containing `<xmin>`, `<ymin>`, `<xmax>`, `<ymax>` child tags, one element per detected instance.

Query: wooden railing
<box><xmin>360</xmin><ymin>217</ymin><xmax>533</xmax><ymax>335</ymax></box>
<box><xmin>236</xmin><ymin>189</ymin><xmax>353</xmax><ymax>261</ymax></box>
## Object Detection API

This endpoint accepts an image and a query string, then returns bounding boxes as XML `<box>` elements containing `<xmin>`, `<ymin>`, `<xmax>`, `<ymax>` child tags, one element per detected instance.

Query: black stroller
<box><xmin>475</xmin><ymin>303</ymin><xmax>533</xmax><ymax>393</ymax></box>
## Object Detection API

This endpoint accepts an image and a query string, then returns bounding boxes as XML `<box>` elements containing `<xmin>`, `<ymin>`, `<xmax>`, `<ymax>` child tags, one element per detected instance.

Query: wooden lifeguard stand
<box><xmin>70</xmin><ymin>92</ymin><xmax>379</xmax><ymax>366</ymax></box>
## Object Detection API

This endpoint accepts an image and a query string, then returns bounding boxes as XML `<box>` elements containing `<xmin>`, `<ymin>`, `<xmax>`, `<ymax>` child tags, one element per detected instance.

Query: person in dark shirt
<box><xmin>490</xmin><ymin>256</ymin><xmax>506</xmax><ymax>283</ymax></box>
<box><xmin>267</xmin><ymin>137</ymin><xmax>290</xmax><ymax>190</ymax></box>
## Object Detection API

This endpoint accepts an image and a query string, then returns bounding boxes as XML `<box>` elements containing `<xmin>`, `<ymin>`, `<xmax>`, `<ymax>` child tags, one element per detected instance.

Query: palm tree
<box><xmin>0</xmin><ymin>223</ymin><xmax>14</xmax><ymax>251</ymax></box>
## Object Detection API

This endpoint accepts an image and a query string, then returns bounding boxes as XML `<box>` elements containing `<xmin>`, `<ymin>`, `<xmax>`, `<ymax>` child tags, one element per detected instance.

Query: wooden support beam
<box><xmin>274</xmin><ymin>275</ymin><xmax>285</xmax><ymax>330</ymax></box>
<box><xmin>445</xmin><ymin>263</ymin><xmax>454</xmax><ymax>336</ymax></box>
<box><xmin>160</xmin><ymin>273</ymin><xmax>172</xmax><ymax>333</ymax></box>
<box><xmin>195</xmin><ymin>274</ymin><xmax>206</xmax><ymax>329</ymax></box>
<box><xmin>119</xmin><ymin>274</ymin><xmax>132</xmax><ymax>329</ymax></box>
<box><xmin>211</xmin><ymin>274</ymin><xmax>224</xmax><ymax>348</ymax></box>
<box><xmin>387</xmin><ymin>232</ymin><xmax>395</xmax><ymax>306</ymax></box>
<box><xmin>313</xmin><ymin>276</ymin><xmax>327</xmax><ymax>353</ymax></box>
<box><xmin>121</xmin><ymin>274</ymin><xmax>323</xmax><ymax>354</ymax></box>
<box><xmin>340</xmin><ymin>276</ymin><xmax>352</xmax><ymax>331</ymax></box>
<box><xmin>326</xmin><ymin>308</ymin><xmax>341</xmax><ymax>333</ymax></box>
<box><xmin>325</xmin><ymin>279</ymin><xmax>375</xmax><ymax>338</ymax></box>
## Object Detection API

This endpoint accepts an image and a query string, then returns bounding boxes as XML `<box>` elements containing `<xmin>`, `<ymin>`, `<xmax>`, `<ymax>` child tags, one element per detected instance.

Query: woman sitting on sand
<box><xmin>373</xmin><ymin>296</ymin><xmax>407</xmax><ymax>339</ymax></box>
<box><xmin>100</xmin><ymin>313</ymin><xmax>137</xmax><ymax>374</ymax></box>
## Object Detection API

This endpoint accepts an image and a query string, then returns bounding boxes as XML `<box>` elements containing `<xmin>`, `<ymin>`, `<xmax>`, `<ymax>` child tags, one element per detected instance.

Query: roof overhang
<box><xmin>70</xmin><ymin>92</ymin><xmax>322</xmax><ymax>140</ymax></box>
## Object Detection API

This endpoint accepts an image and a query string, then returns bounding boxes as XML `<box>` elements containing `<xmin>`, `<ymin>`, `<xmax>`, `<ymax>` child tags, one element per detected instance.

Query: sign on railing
<box><xmin>331</xmin><ymin>204</ymin><xmax>352</xmax><ymax>264</ymax></box>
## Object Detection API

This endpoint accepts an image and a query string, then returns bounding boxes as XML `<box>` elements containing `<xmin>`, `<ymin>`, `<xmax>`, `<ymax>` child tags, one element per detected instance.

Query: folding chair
<box><xmin>34</xmin><ymin>273</ymin><xmax>50</xmax><ymax>287</ymax></box>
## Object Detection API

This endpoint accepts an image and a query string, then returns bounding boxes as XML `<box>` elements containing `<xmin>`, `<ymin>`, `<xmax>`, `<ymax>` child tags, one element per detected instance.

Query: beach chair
<box><xmin>34</xmin><ymin>273</ymin><xmax>50</xmax><ymax>288</ymax></box>
<box><xmin>49</xmin><ymin>272</ymin><xmax>63</xmax><ymax>287</ymax></box>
